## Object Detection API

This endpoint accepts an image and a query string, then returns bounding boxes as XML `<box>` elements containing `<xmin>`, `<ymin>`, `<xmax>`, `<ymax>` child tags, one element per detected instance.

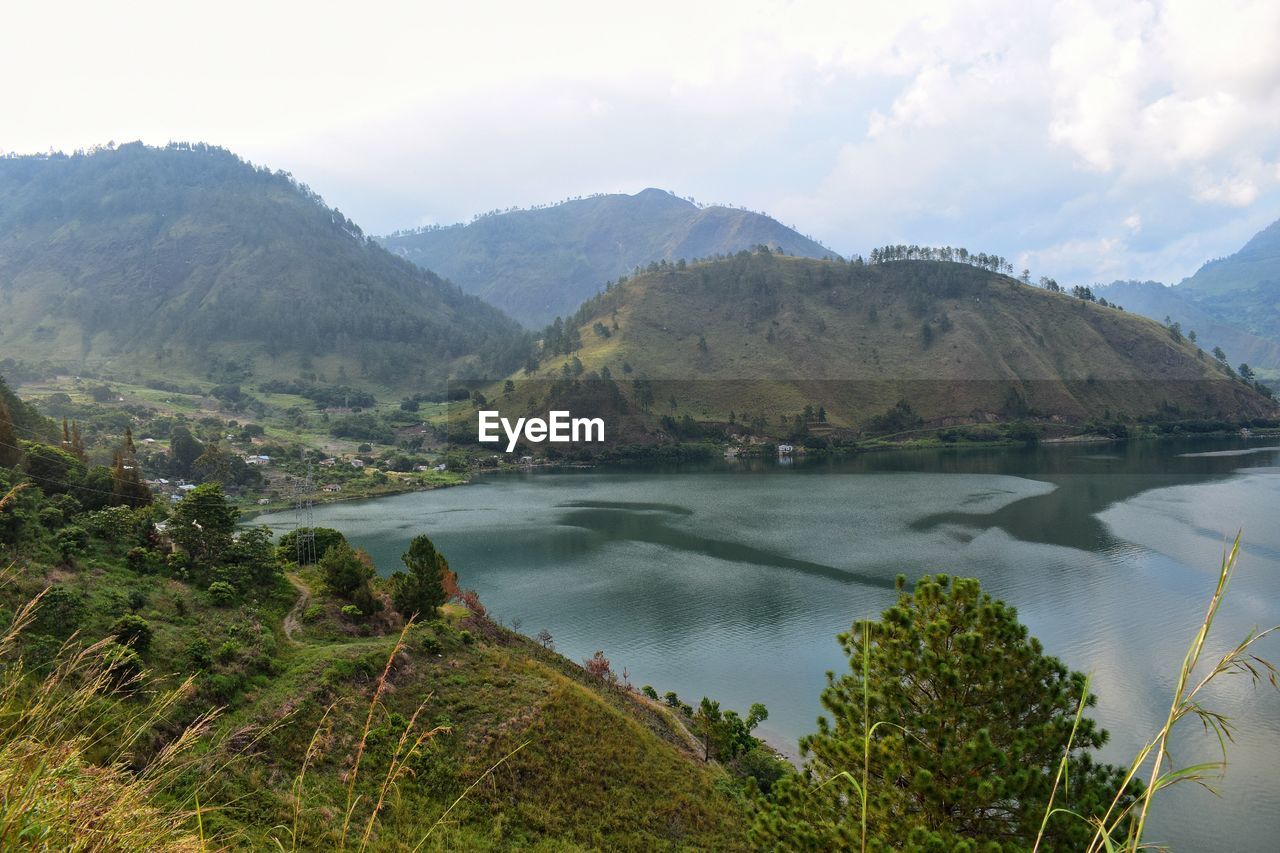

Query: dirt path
<box><xmin>283</xmin><ymin>573</ymin><xmax>311</xmax><ymax>643</ymax></box>
<box><xmin>635</xmin><ymin>693</ymin><xmax>705</xmax><ymax>759</ymax></box>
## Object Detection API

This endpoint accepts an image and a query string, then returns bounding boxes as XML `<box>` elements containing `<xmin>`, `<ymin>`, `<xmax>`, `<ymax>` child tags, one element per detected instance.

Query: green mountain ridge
<box><xmin>500</xmin><ymin>252</ymin><xmax>1274</xmax><ymax>438</ymax></box>
<box><xmin>0</xmin><ymin>143</ymin><xmax>531</xmax><ymax>391</ymax></box>
<box><xmin>1180</xmin><ymin>217</ymin><xmax>1280</xmax><ymax>296</ymax></box>
<box><xmin>378</xmin><ymin>188</ymin><xmax>838</xmax><ymax>327</ymax></box>
<box><xmin>1096</xmin><ymin>218</ymin><xmax>1280</xmax><ymax>376</ymax></box>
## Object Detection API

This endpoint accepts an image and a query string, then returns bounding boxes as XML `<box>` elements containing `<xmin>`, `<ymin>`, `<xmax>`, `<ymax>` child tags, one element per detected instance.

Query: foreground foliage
<box><xmin>754</xmin><ymin>575</ymin><xmax>1136</xmax><ymax>851</ymax></box>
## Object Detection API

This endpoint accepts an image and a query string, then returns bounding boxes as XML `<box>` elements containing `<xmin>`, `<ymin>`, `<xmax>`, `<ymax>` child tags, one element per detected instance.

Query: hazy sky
<box><xmin>4</xmin><ymin>0</ymin><xmax>1278</xmax><ymax>285</ymax></box>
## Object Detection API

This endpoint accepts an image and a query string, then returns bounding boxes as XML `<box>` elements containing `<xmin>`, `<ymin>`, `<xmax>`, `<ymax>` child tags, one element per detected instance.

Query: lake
<box><xmin>257</xmin><ymin>437</ymin><xmax>1280</xmax><ymax>851</ymax></box>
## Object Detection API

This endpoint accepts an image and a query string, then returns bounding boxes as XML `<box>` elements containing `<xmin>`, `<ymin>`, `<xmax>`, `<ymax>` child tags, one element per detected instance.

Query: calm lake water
<box><xmin>258</xmin><ymin>437</ymin><xmax>1280</xmax><ymax>851</ymax></box>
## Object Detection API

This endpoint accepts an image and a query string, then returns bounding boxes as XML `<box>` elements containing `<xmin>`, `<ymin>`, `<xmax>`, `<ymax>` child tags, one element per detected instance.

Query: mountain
<box><xmin>495</xmin><ymin>253</ymin><xmax>1273</xmax><ymax>441</ymax></box>
<box><xmin>1093</xmin><ymin>280</ymin><xmax>1280</xmax><ymax>375</ymax></box>
<box><xmin>1094</xmin><ymin>218</ymin><xmax>1280</xmax><ymax>377</ymax></box>
<box><xmin>1180</xmin><ymin>218</ymin><xmax>1280</xmax><ymax>296</ymax></box>
<box><xmin>0</xmin><ymin>143</ymin><xmax>530</xmax><ymax>390</ymax></box>
<box><xmin>378</xmin><ymin>189</ymin><xmax>839</xmax><ymax>327</ymax></box>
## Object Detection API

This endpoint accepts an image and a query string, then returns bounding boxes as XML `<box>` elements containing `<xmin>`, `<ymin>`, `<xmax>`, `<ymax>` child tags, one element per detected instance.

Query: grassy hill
<box><xmin>378</xmin><ymin>189</ymin><xmax>838</xmax><ymax>327</ymax></box>
<box><xmin>0</xmin><ymin>463</ymin><xmax>756</xmax><ymax>850</ymax></box>
<box><xmin>491</xmin><ymin>252</ymin><xmax>1275</xmax><ymax>443</ymax></box>
<box><xmin>0</xmin><ymin>143</ymin><xmax>531</xmax><ymax>392</ymax></box>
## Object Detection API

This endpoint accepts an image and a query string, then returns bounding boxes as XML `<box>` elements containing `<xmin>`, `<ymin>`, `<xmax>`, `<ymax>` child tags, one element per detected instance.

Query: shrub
<box><xmin>101</xmin><ymin>642</ymin><xmax>142</xmax><ymax>690</ymax></box>
<box><xmin>277</xmin><ymin>526</ymin><xmax>347</xmax><ymax>565</ymax></box>
<box><xmin>583</xmin><ymin>650</ymin><xmax>616</xmax><ymax>684</ymax></box>
<box><xmin>185</xmin><ymin>637</ymin><xmax>212</xmax><ymax>670</ymax></box>
<box><xmin>340</xmin><ymin>604</ymin><xmax>363</xmax><ymax>620</ymax></box>
<box><xmin>82</xmin><ymin>505</ymin><xmax>141</xmax><ymax>540</ymax></box>
<box><xmin>111</xmin><ymin>614</ymin><xmax>153</xmax><ymax>652</ymax></box>
<box><xmin>207</xmin><ymin>581</ymin><xmax>237</xmax><ymax>606</ymax></box>
<box><xmin>319</xmin><ymin>541</ymin><xmax>374</xmax><ymax>599</ymax></box>
<box><xmin>54</xmin><ymin>525</ymin><xmax>89</xmax><ymax>560</ymax></box>
<box><xmin>34</xmin><ymin>586</ymin><xmax>84</xmax><ymax>636</ymax></box>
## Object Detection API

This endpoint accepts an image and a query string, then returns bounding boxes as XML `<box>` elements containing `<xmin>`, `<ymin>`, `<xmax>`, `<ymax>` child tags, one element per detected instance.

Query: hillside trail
<box><xmin>283</xmin><ymin>573</ymin><xmax>311</xmax><ymax>643</ymax></box>
<box><xmin>634</xmin><ymin>693</ymin><xmax>706</xmax><ymax>759</ymax></box>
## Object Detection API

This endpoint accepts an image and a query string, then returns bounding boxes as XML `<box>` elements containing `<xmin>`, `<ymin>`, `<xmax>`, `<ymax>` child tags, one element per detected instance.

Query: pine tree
<box><xmin>390</xmin><ymin>534</ymin><xmax>453</xmax><ymax>619</ymax></box>
<box><xmin>753</xmin><ymin>575</ymin><xmax>1137</xmax><ymax>850</ymax></box>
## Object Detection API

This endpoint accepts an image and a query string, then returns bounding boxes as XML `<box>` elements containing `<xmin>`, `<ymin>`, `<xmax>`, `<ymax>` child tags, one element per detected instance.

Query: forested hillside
<box><xmin>0</xmin><ymin>143</ymin><xmax>531</xmax><ymax>390</ymax></box>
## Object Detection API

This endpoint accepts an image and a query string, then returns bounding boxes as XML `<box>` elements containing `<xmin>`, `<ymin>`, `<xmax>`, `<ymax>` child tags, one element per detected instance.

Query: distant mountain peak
<box><xmin>378</xmin><ymin>189</ymin><xmax>837</xmax><ymax>326</ymax></box>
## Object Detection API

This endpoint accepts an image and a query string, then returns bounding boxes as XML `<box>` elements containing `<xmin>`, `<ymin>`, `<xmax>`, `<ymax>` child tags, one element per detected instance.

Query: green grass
<box><xmin>0</xmin><ymin>481</ymin><xmax>750</xmax><ymax>850</ymax></box>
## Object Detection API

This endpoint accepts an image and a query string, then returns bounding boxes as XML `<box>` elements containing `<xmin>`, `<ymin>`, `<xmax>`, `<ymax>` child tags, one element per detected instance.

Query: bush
<box><xmin>277</xmin><ymin>526</ymin><xmax>347</xmax><ymax>565</ymax></box>
<box><xmin>390</xmin><ymin>534</ymin><xmax>450</xmax><ymax>619</ymax></box>
<box><xmin>340</xmin><ymin>604</ymin><xmax>363</xmax><ymax>620</ymax></box>
<box><xmin>82</xmin><ymin>506</ymin><xmax>141</xmax><ymax>541</ymax></box>
<box><xmin>101</xmin><ymin>642</ymin><xmax>142</xmax><ymax>690</ymax></box>
<box><xmin>186</xmin><ymin>637</ymin><xmax>212</xmax><ymax>670</ymax></box>
<box><xmin>318</xmin><ymin>542</ymin><xmax>374</xmax><ymax>599</ymax></box>
<box><xmin>126</xmin><ymin>547</ymin><xmax>165</xmax><ymax>574</ymax></box>
<box><xmin>110</xmin><ymin>614</ymin><xmax>153</xmax><ymax>652</ymax></box>
<box><xmin>34</xmin><ymin>586</ymin><xmax>84</xmax><ymax>636</ymax></box>
<box><xmin>54</xmin><ymin>525</ymin><xmax>88</xmax><ymax>560</ymax></box>
<box><xmin>207</xmin><ymin>581</ymin><xmax>237</xmax><ymax>606</ymax></box>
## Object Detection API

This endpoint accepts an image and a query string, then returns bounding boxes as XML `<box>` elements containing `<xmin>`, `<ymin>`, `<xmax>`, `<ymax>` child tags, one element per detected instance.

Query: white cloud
<box><xmin>0</xmin><ymin>0</ymin><xmax>1277</xmax><ymax>285</ymax></box>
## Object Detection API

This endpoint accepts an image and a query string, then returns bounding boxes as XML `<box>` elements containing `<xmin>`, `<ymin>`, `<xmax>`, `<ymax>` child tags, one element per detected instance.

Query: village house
<box><xmin>350</xmin><ymin>459</ymin><xmax>365</xmax><ymax>468</ymax></box>
<box><xmin>322</xmin><ymin>483</ymin><xmax>341</xmax><ymax>493</ymax></box>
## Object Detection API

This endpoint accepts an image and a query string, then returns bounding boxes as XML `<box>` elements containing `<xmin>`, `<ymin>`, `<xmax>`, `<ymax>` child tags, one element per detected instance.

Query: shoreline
<box><xmin>241</xmin><ymin>427</ymin><xmax>1280</xmax><ymax>521</ymax></box>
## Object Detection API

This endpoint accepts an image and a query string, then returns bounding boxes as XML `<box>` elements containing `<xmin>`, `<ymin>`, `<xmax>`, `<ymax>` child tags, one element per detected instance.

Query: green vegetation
<box><xmin>0</xmin><ymin>142</ymin><xmax>532</xmax><ymax>391</ymax></box>
<box><xmin>0</xmin><ymin>418</ymin><xmax>758</xmax><ymax>849</ymax></box>
<box><xmin>480</xmin><ymin>251</ymin><xmax>1276</xmax><ymax>453</ymax></box>
<box><xmin>390</xmin><ymin>534</ymin><xmax>452</xmax><ymax>619</ymax></box>
<box><xmin>754</xmin><ymin>575</ymin><xmax>1138</xmax><ymax>849</ymax></box>
<box><xmin>6</xmin><ymin>370</ymin><xmax>472</xmax><ymax>514</ymax></box>
<box><xmin>378</xmin><ymin>187</ymin><xmax>838</xmax><ymax>326</ymax></box>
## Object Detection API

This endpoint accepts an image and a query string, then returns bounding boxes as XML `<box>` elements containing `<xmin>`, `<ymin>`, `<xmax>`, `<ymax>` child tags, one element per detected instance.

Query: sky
<box><xmin>3</xmin><ymin>0</ymin><xmax>1278</xmax><ymax>286</ymax></box>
